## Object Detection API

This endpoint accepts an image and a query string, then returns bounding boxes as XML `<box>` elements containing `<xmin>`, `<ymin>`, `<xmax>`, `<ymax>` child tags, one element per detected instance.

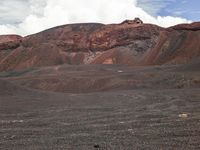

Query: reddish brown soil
<box><xmin>170</xmin><ymin>22</ymin><xmax>200</xmax><ymax>31</ymax></box>
<box><xmin>0</xmin><ymin>63</ymin><xmax>198</xmax><ymax>93</ymax></box>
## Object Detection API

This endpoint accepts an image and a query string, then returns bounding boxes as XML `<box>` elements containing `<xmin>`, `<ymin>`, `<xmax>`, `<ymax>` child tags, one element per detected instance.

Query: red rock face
<box><xmin>0</xmin><ymin>22</ymin><xmax>200</xmax><ymax>71</ymax></box>
<box><xmin>0</xmin><ymin>35</ymin><xmax>22</xmax><ymax>50</ymax></box>
<box><xmin>144</xmin><ymin>25</ymin><xmax>200</xmax><ymax>65</ymax></box>
<box><xmin>0</xmin><ymin>35</ymin><xmax>22</xmax><ymax>65</ymax></box>
<box><xmin>0</xmin><ymin>35</ymin><xmax>22</xmax><ymax>43</ymax></box>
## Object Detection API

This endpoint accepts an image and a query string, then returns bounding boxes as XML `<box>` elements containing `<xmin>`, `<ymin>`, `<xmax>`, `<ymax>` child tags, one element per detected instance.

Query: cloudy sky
<box><xmin>0</xmin><ymin>0</ymin><xmax>199</xmax><ymax>36</ymax></box>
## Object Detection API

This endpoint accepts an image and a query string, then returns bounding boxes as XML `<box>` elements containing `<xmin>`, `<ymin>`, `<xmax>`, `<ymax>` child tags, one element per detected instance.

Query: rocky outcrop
<box><xmin>0</xmin><ymin>35</ymin><xmax>22</xmax><ymax>43</ymax></box>
<box><xmin>121</xmin><ymin>18</ymin><xmax>143</xmax><ymax>25</ymax></box>
<box><xmin>0</xmin><ymin>21</ymin><xmax>200</xmax><ymax>71</ymax></box>
<box><xmin>0</xmin><ymin>35</ymin><xmax>22</xmax><ymax>66</ymax></box>
<box><xmin>0</xmin><ymin>35</ymin><xmax>22</xmax><ymax>51</ymax></box>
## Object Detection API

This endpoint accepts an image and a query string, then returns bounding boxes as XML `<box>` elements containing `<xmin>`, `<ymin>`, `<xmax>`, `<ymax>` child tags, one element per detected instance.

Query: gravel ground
<box><xmin>1</xmin><ymin>88</ymin><xmax>200</xmax><ymax>150</ymax></box>
<box><xmin>0</xmin><ymin>64</ymin><xmax>200</xmax><ymax>150</ymax></box>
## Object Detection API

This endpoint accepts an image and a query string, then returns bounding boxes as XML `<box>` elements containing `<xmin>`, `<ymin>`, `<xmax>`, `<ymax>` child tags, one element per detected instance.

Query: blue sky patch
<box><xmin>138</xmin><ymin>0</ymin><xmax>200</xmax><ymax>21</ymax></box>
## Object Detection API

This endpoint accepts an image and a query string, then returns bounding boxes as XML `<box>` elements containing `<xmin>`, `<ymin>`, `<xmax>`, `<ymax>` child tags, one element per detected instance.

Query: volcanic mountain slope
<box><xmin>0</xmin><ymin>21</ymin><xmax>200</xmax><ymax>71</ymax></box>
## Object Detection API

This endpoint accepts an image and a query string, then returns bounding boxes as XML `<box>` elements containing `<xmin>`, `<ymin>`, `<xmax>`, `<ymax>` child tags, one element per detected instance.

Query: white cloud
<box><xmin>0</xmin><ymin>0</ymin><xmax>30</xmax><ymax>24</ymax></box>
<box><xmin>0</xmin><ymin>0</ymin><xmax>191</xmax><ymax>36</ymax></box>
<box><xmin>0</xmin><ymin>24</ymin><xmax>17</xmax><ymax>34</ymax></box>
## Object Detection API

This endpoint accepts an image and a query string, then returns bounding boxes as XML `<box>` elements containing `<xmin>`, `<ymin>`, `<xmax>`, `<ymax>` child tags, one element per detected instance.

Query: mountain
<box><xmin>1</xmin><ymin>20</ymin><xmax>200</xmax><ymax>149</ymax></box>
<box><xmin>0</xmin><ymin>20</ymin><xmax>200</xmax><ymax>72</ymax></box>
